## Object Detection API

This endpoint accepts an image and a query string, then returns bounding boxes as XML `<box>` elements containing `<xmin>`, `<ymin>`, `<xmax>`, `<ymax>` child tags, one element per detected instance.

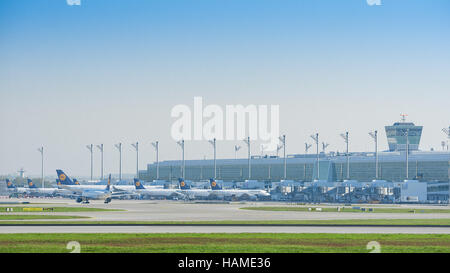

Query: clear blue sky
<box><xmin>0</xmin><ymin>0</ymin><xmax>449</xmax><ymax>177</ymax></box>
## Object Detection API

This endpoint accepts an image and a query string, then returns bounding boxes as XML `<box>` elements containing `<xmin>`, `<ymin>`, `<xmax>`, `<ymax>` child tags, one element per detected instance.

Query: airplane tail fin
<box><xmin>105</xmin><ymin>174</ymin><xmax>111</xmax><ymax>191</ymax></box>
<box><xmin>178</xmin><ymin>178</ymin><xmax>190</xmax><ymax>190</ymax></box>
<box><xmin>6</xmin><ymin>179</ymin><xmax>15</xmax><ymax>189</ymax></box>
<box><xmin>73</xmin><ymin>179</ymin><xmax>80</xmax><ymax>185</ymax></box>
<box><xmin>27</xmin><ymin>179</ymin><xmax>37</xmax><ymax>188</ymax></box>
<box><xmin>56</xmin><ymin>169</ymin><xmax>75</xmax><ymax>185</ymax></box>
<box><xmin>210</xmin><ymin>178</ymin><xmax>222</xmax><ymax>190</ymax></box>
<box><xmin>134</xmin><ymin>178</ymin><xmax>145</xmax><ymax>189</ymax></box>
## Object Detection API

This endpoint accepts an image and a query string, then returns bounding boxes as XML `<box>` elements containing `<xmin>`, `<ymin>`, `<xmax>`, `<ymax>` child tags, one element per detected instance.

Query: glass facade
<box><xmin>385</xmin><ymin>122</ymin><xmax>423</xmax><ymax>151</ymax></box>
<box><xmin>141</xmin><ymin>152</ymin><xmax>449</xmax><ymax>182</ymax></box>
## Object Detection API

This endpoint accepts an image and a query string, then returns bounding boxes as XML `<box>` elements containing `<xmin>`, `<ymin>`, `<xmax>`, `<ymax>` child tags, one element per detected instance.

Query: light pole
<box><xmin>131</xmin><ymin>142</ymin><xmax>139</xmax><ymax>179</ymax></box>
<box><xmin>115</xmin><ymin>143</ymin><xmax>122</xmax><ymax>181</ymax></box>
<box><xmin>243</xmin><ymin>137</ymin><xmax>251</xmax><ymax>179</ymax></box>
<box><xmin>86</xmin><ymin>144</ymin><xmax>93</xmax><ymax>180</ymax></box>
<box><xmin>151</xmin><ymin>141</ymin><xmax>159</xmax><ymax>180</ymax></box>
<box><xmin>276</xmin><ymin>145</ymin><xmax>282</xmax><ymax>158</ymax></box>
<box><xmin>340</xmin><ymin>132</ymin><xmax>349</xmax><ymax>180</ymax></box>
<box><xmin>443</xmin><ymin>126</ymin><xmax>450</xmax><ymax>151</ymax></box>
<box><xmin>208</xmin><ymin>138</ymin><xmax>217</xmax><ymax>179</ymax></box>
<box><xmin>305</xmin><ymin>143</ymin><xmax>312</xmax><ymax>154</ymax></box>
<box><xmin>310</xmin><ymin>133</ymin><xmax>319</xmax><ymax>180</ymax></box>
<box><xmin>369</xmin><ymin>130</ymin><xmax>378</xmax><ymax>180</ymax></box>
<box><xmin>279</xmin><ymin>135</ymin><xmax>286</xmax><ymax>180</ymax></box>
<box><xmin>37</xmin><ymin>146</ymin><xmax>44</xmax><ymax>188</ymax></box>
<box><xmin>234</xmin><ymin>145</ymin><xmax>241</xmax><ymax>160</ymax></box>
<box><xmin>322</xmin><ymin>142</ymin><xmax>329</xmax><ymax>153</ymax></box>
<box><xmin>177</xmin><ymin>139</ymin><xmax>185</xmax><ymax>179</ymax></box>
<box><xmin>96</xmin><ymin>144</ymin><xmax>104</xmax><ymax>180</ymax></box>
<box><xmin>405</xmin><ymin>129</ymin><xmax>409</xmax><ymax>180</ymax></box>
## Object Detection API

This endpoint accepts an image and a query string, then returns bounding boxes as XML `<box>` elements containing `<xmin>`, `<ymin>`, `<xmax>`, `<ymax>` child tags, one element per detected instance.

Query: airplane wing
<box><xmin>59</xmin><ymin>185</ymin><xmax>84</xmax><ymax>194</ymax></box>
<box><xmin>111</xmin><ymin>191</ymin><xmax>139</xmax><ymax>197</ymax></box>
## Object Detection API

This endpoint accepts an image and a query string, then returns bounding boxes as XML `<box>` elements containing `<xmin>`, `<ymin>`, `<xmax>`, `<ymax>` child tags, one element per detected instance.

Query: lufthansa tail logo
<box><xmin>211</xmin><ymin>181</ymin><xmax>217</xmax><ymax>187</ymax></box>
<box><xmin>59</xmin><ymin>174</ymin><xmax>66</xmax><ymax>181</ymax></box>
<box><xmin>136</xmin><ymin>181</ymin><xmax>141</xmax><ymax>187</ymax></box>
<box><xmin>180</xmin><ymin>181</ymin><xmax>185</xmax><ymax>187</ymax></box>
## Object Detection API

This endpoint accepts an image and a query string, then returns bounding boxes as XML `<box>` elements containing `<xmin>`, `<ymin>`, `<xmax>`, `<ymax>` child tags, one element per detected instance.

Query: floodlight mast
<box><xmin>208</xmin><ymin>138</ymin><xmax>217</xmax><ymax>179</ymax></box>
<box><xmin>151</xmin><ymin>141</ymin><xmax>159</xmax><ymax>180</ymax></box>
<box><xmin>86</xmin><ymin>144</ymin><xmax>93</xmax><ymax>180</ymax></box>
<box><xmin>115</xmin><ymin>143</ymin><xmax>122</xmax><ymax>181</ymax></box>
<box><xmin>340</xmin><ymin>132</ymin><xmax>349</xmax><ymax>180</ymax></box>
<box><xmin>322</xmin><ymin>142</ymin><xmax>329</xmax><ymax>153</ymax></box>
<box><xmin>310</xmin><ymin>133</ymin><xmax>319</xmax><ymax>180</ymax></box>
<box><xmin>243</xmin><ymin>137</ymin><xmax>251</xmax><ymax>179</ymax></box>
<box><xmin>305</xmin><ymin>143</ymin><xmax>312</xmax><ymax>154</ymax></box>
<box><xmin>443</xmin><ymin>127</ymin><xmax>450</xmax><ymax>151</ymax></box>
<box><xmin>276</xmin><ymin>145</ymin><xmax>281</xmax><ymax>157</ymax></box>
<box><xmin>234</xmin><ymin>145</ymin><xmax>241</xmax><ymax>160</ymax></box>
<box><xmin>279</xmin><ymin>135</ymin><xmax>286</xmax><ymax>180</ymax></box>
<box><xmin>131</xmin><ymin>142</ymin><xmax>139</xmax><ymax>179</ymax></box>
<box><xmin>96</xmin><ymin>144</ymin><xmax>104</xmax><ymax>180</ymax></box>
<box><xmin>177</xmin><ymin>139</ymin><xmax>185</xmax><ymax>179</ymax></box>
<box><xmin>37</xmin><ymin>147</ymin><xmax>44</xmax><ymax>188</ymax></box>
<box><xmin>369</xmin><ymin>130</ymin><xmax>378</xmax><ymax>179</ymax></box>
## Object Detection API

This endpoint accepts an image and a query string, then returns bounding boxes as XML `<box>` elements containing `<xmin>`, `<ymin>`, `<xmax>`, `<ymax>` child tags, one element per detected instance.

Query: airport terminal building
<box><xmin>140</xmin><ymin>120</ymin><xmax>450</xmax><ymax>183</ymax></box>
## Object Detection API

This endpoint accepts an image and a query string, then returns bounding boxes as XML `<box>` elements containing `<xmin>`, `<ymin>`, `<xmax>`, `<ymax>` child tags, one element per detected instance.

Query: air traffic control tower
<box><xmin>385</xmin><ymin>115</ymin><xmax>423</xmax><ymax>152</ymax></box>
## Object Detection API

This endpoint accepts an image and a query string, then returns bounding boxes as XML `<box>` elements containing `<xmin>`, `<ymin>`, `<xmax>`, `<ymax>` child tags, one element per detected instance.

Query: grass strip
<box><xmin>0</xmin><ymin>215</ymin><xmax>89</xmax><ymax>220</ymax></box>
<box><xmin>1</xmin><ymin>233</ymin><xmax>450</xmax><ymax>253</ymax></box>
<box><xmin>2</xmin><ymin>219</ymin><xmax>450</xmax><ymax>226</ymax></box>
<box><xmin>0</xmin><ymin>207</ymin><xmax>123</xmax><ymax>212</ymax></box>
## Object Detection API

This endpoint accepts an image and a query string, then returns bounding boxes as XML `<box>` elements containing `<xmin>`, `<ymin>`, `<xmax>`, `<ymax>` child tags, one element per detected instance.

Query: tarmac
<box><xmin>1</xmin><ymin>198</ymin><xmax>450</xmax><ymax>233</ymax></box>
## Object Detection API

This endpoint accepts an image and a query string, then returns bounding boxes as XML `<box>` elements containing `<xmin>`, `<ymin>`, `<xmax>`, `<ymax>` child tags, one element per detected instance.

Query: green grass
<box><xmin>0</xmin><ymin>215</ymin><xmax>90</xmax><ymax>220</ymax></box>
<box><xmin>0</xmin><ymin>207</ymin><xmax>123</xmax><ymax>212</ymax></box>
<box><xmin>2</xmin><ymin>219</ymin><xmax>450</xmax><ymax>226</ymax></box>
<box><xmin>241</xmin><ymin>206</ymin><xmax>450</xmax><ymax>213</ymax></box>
<box><xmin>0</xmin><ymin>233</ymin><xmax>449</xmax><ymax>253</ymax></box>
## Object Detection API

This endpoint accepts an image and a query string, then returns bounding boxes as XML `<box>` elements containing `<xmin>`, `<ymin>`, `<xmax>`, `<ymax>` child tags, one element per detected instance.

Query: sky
<box><xmin>0</xmin><ymin>0</ymin><xmax>449</xmax><ymax>178</ymax></box>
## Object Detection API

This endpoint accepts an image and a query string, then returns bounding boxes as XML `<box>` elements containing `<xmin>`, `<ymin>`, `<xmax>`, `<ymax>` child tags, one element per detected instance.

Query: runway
<box><xmin>2</xmin><ymin>225</ymin><xmax>450</xmax><ymax>234</ymax></box>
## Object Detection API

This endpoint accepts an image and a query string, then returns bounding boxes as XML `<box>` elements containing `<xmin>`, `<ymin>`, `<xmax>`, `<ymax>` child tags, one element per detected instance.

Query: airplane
<box><xmin>177</xmin><ymin>178</ymin><xmax>212</xmax><ymax>199</ymax></box>
<box><xmin>59</xmin><ymin>174</ymin><xmax>127</xmax><ymax>204</ymax></box>
<box><xmin>5</xmin><ymin>179</ymin><xmax>28</xmax><ymax>195</ymax></box>
<box><xmin>209</xmin><ymin>179</ymin><xmax>271</xmax><ymax>200</ymax></box>
<box><xmin>56</xmin><ymin>169</ymin><xmax>156</xmax><ymax>193</ymax></box>
<box><xmin>133</xmin><ymin>178</ymin><xmax>185</xmax><ymax>199</ymax></box>
<box><xmin>26</xmin><ymin>179</ymin><xmax>59</xmax><ymax>196</ymax></box>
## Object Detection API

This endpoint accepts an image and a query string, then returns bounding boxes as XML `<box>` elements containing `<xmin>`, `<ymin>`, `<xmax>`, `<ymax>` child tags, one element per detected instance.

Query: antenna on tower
<box><xmin>400</xmin><ymin>113</ymin><xmax>408</xmax><ymax>122</ymax></box>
